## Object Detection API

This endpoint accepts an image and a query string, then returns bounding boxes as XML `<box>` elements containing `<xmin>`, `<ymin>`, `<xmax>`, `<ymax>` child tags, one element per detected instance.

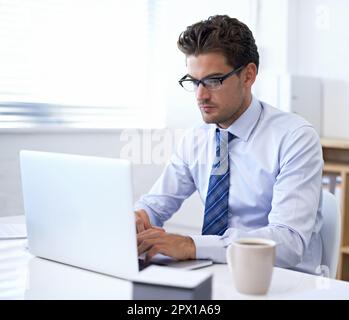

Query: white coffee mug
<box><xmin>226</xmin><ymin>238</ymin><xmax>276</xmax><ymax>295</ymax></box>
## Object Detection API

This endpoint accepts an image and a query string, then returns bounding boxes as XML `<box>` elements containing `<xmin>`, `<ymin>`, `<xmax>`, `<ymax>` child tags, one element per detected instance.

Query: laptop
<box><xmin>19</xmin><ymin>150</ymin><xmax>212</xmax><ymax>280</ymax></box>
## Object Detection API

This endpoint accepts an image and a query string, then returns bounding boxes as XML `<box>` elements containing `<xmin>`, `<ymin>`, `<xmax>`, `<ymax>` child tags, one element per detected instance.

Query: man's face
<box><xmin>186</xmin><ymin>52</ymin><xmax>254</xmax><ymax>129</ymax></box>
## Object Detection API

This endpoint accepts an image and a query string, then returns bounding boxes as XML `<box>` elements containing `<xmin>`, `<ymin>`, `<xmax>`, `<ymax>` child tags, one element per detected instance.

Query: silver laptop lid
<box><xmin>20</xmin><ymin>150</ymin><xmax>139</xmax><ymax>279</ymax></box>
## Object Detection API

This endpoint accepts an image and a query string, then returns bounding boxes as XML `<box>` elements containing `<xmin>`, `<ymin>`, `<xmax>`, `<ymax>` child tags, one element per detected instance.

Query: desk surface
<box><xmin>1</xmin><ymin>217</ymin><xmax>349</xmax><ymax>300</ymax></box>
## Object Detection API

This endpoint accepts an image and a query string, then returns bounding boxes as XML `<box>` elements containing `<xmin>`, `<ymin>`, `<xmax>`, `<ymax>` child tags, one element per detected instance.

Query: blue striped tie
<box><xmin>202</xmin><ymin>129</ymin><xmax>234</xmax><ymax>236</ymax></box>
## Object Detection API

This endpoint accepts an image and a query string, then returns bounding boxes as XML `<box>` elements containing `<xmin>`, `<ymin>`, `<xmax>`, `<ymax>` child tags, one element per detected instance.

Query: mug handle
<box><xmin>226</xmin><ymin>244</ymin><xmax>234</xmax><ymax>271</ymax></box>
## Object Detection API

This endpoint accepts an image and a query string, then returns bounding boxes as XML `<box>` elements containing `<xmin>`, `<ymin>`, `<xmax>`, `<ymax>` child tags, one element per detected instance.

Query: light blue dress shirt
<box><xmin>135</xmin><ymin>96</ymin><xmax>324</xmax><ymax>274</ymax></box>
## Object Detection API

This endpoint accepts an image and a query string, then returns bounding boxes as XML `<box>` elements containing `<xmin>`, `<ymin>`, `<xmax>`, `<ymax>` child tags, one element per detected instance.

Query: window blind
<box><xmin>0</xmin><ymin>0</ymin><xmax>165</xmax><ymax>129</ymax></box>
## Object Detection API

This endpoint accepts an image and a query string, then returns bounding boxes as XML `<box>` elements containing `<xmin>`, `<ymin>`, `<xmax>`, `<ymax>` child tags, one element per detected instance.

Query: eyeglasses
<box><xmin>178</xmin><ymin>65</ymin><xmax>245</xmax><ymax>92</ymax></box>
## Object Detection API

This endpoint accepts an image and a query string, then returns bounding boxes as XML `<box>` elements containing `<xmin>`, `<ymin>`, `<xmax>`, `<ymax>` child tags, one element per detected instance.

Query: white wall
<box><xmin>252</xmin><ymin>0</ymin><xmax>290</xmax><ymax>107</ymax></box>
<box><xmin>254</xmin><ymin>0</ymin><xmax>349</xmax><ymax>139</ymax></box>
<box><xmin>296</xmin><ymin>0</ymin><xmax>349</xmax><ymax>138</ymax></box>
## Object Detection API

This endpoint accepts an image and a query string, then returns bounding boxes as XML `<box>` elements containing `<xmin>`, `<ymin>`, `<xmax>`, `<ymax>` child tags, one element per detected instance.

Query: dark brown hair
<box><xmin>177</xmin><ymin>15</ymin><xmax>259</xmax><ymax>72</ymax></box>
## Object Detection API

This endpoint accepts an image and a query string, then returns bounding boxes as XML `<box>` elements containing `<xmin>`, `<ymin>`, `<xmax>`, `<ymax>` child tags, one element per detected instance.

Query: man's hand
<box><xmin>135</xmin><ymin>209</ymin><xmax>152</xmax><ymax>233</ymax></box>
<box><xmin>137</xmin><ymin>228</ymin><xmax>196</xmax><ymax>262</ymax></box>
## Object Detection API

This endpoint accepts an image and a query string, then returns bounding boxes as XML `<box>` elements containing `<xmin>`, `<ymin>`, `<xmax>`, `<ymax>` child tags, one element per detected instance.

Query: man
<box><xmin>134</xmin><ymin>15</ymin><xmax>323</xmax><ymax>274</ymax></box>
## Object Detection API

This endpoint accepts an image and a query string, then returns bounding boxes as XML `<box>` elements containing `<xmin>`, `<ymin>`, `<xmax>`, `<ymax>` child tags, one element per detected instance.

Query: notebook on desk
<box><xmin>20</xmin><ymin>150</ymin><xmax>211</xmax><ymax>280</ymax></box>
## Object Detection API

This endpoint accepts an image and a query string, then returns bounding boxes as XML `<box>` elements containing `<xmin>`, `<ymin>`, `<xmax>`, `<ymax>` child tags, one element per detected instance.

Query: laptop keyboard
<box><xmin>138</xmin><ymin>258</ymin><xmax>167</xmax><ymax>271</ymax></box>
<box><xmin>138</xmin><ymin>258</ymin><xmax>151</xmax><ymax>271</ymax></box>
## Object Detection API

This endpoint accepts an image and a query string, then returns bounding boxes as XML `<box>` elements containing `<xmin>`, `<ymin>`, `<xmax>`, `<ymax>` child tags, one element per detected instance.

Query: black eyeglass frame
<box><xmin>178</xmin><ymin>65</ymin><xmax>245</xmax><ymax>91</ymax></box>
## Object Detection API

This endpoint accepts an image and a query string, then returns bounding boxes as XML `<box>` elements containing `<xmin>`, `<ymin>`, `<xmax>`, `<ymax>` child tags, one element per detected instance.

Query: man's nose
<box><xmin>196</xmin><ymin>83</ymin><xmax>211</xmax><ymax>101</ymax></box>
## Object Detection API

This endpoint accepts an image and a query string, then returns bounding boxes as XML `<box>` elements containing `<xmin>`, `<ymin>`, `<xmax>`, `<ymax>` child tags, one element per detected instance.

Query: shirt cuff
<box><xmin>190</xmin><ymin>234</ymin><xmax>227</xmax><ymax>263</ymax></box>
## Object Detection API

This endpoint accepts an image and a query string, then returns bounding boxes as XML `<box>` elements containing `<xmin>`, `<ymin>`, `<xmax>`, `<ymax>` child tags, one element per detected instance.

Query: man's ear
<box><xmin>243</xmin><ymin>63</ymin><xmax>257</xmax><ymax>87</ymax></box>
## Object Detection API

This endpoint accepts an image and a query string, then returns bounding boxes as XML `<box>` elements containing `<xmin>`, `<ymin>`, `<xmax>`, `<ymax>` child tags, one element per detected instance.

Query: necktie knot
<box><xmin>215</xmin><ymin>129</ymin><xmax>235</xmax><ymax>156</ymax></box>
<box><xmin>213</xmin><ymin>129</ymin><xmax>234</xmax><ymax>175</ymax></box>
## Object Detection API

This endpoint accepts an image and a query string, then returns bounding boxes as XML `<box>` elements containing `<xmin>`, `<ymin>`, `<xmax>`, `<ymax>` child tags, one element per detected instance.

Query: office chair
<box><xmin>320</xmin><ymin>190</ymin><xmax>341</xmax><ymax>278</ymax></box>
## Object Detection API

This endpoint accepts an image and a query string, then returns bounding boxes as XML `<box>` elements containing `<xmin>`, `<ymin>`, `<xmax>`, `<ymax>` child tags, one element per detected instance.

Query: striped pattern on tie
<box><xmin>202</xmin><ymin>129</ymin><xmax>234</xmax><ymax>236</ymax></box>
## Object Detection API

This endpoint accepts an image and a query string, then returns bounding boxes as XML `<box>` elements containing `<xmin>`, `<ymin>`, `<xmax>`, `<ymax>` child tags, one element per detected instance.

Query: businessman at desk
<box><xmin>134</xmin><ymin>15</ymin><xmax>323</xmax><ymax>274</ymax></box>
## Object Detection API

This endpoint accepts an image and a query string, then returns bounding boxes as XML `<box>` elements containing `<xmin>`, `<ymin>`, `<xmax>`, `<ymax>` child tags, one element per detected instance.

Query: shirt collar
<box><xmin>216</xmin><ymin>96</ymin><xmax>262</xmax><ymax>142</ymax></box>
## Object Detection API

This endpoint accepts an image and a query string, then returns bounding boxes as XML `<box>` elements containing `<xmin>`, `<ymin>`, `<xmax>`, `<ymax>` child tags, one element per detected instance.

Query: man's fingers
<box><xmin>138</xmin><ymin>238</ymin><xmax>157</xmax><ymax>255</ymax></box>
<box><xmin>139</xmin><ymin>233</ymin><xmax>196</xmax><ymax>261</ymax></box>
<box><xmin>137</xmin><ymin>228</ymin><xmax>163</xmax><ymax>245</ymax></box>
<box><xmin>144</xmin><ymin>219</ymin><xmax>152</xmax><ymax>230</ymax></box>
<box><xmin>134</xmin><ymin>210</ymin><xmax>152</xmax><ymax>233</ymax></box>
<box><xmin>137</xmin><ymin>231</ymin><xmax>168</xmax><ymax>255</ymax></box>
<box><xmin>145</xmin><ymin>245</ymin><xmax>163</xmax><ymax>262</ymax></box>
<box><xmin>151</xmin><ymin>226</ymin><xmax>165</xmax><ymax>232</ymax></box>
<box><xmin>136</xmin><ymin>218</ymin><xmax>145</xmax><ymax>233</ymax></box>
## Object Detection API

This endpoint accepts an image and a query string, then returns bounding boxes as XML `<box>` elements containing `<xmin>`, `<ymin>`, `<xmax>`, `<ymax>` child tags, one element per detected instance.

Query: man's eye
<box><xmin>205</xmin><ymin>79</ymin><xmax>221</xmax><ymax>86</ymax></box>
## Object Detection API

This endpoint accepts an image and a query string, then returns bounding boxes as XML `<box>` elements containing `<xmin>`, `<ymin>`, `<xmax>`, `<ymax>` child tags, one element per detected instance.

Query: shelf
<box><xmin>321</xmin><ymin>138</ymin><xmax>349</xmax><ymax>150</ymax></box>
<box><xmin>342</xmin><ymin>247</ymin><xmax>349</xmax><ymax>255</ymax></box>
<box><xmin>323</xmin><ymin>162</ymin><xmax>349</xmax><ymax>173</ymax></box>
<box><xmin>321</xmin><ymin>139</ymin><xmax>349</xmax><ymax>280</ymax></box>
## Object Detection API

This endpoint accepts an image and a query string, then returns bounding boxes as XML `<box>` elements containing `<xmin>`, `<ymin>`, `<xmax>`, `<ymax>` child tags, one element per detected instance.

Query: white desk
<box><xmin>1</xmin><ymin>216</ymin><xmax>349</xmax><ymax>300</ymax></box>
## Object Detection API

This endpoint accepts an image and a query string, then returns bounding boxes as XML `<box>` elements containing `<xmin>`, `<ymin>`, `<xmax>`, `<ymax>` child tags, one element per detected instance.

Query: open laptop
<box><xmin>19</xmin><ymin>150</ymin><xmax>212</xmax><ymax>280</ymax></box>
